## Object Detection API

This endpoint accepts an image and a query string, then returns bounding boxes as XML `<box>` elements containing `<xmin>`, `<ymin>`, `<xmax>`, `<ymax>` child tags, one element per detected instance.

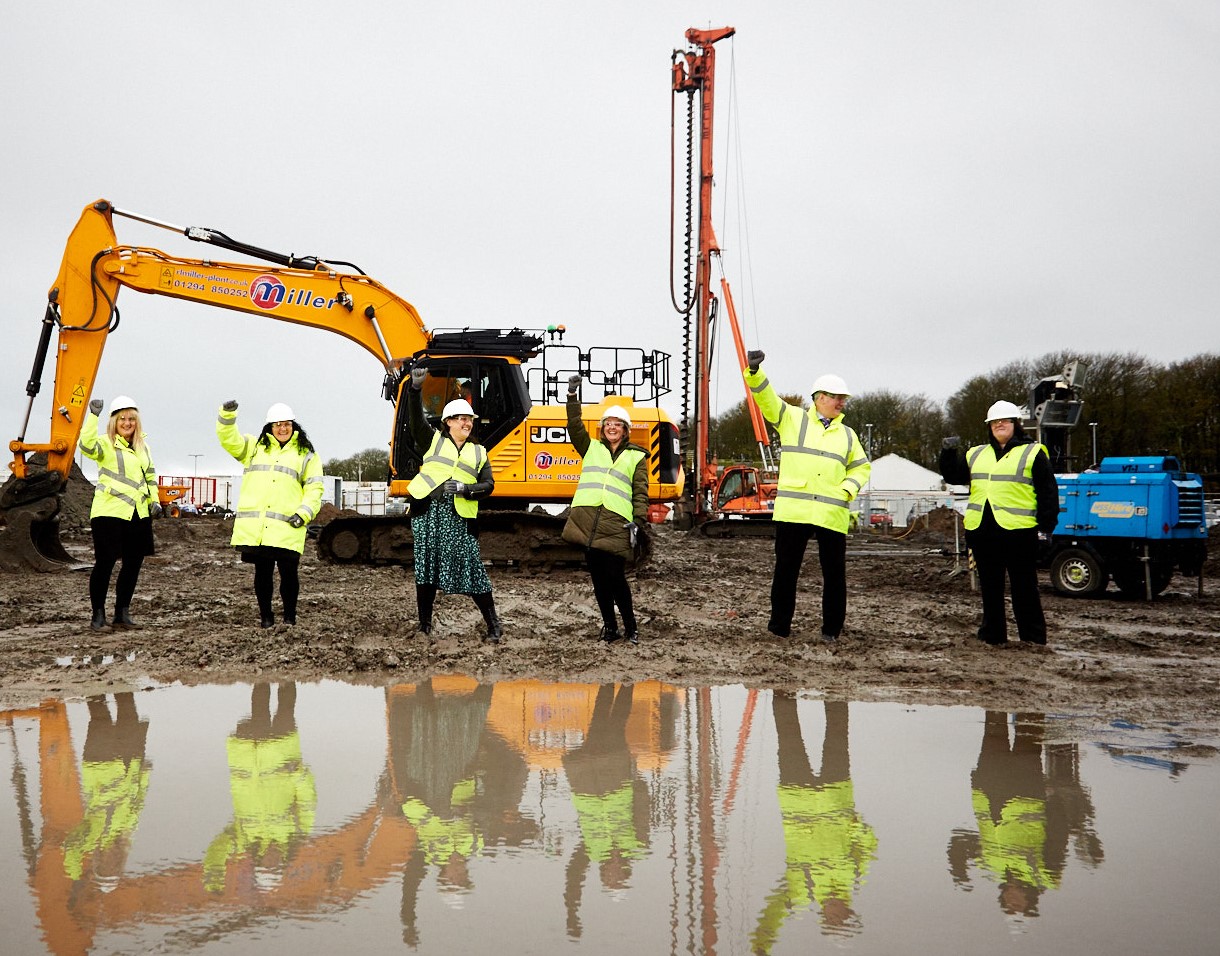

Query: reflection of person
<box><xmin>388</xmin><ymin>679</ymin><xmax>494</xmax><ymax>946</ymax></box>
<box><xmin>79</xmin><ymin>396</ymin><xmax>162</xmax><ymax>630</ymax></box>
<box><xmin>947</xmin><ymin>711</ymin><xmax>1103</xmax><ymax>917</ymax></box>
<box><xmin>562</xmin><ymin>375</ymin><xmax>650</xmax><ymax>644</ymax></box>
<box><xmin>752</xmin><ymin>696</ymin><xmax>876</xmax><ymax>948</ymax></box>
<box><xmin>562</xmin><ymin>683</ymin><xmax>650</xmax><ymax>937</ymax></box>
<box><xmin>743</xmin><ymin>352</ymin><xmax>871</xmax><ymax>641</ymax></box>
<box><xmin>939</xmin><ymin>401</ymin><xmax>1059</xmax><ymax>645</ymax></box>
<box><xmin>217</xmin><ymin>400</ymin><xmax>324</xmax><ymax>627</ymax></box>
<box><xmin>407</xmin><ymin>368</ymin><xmax>500</xmax><ymax>642</ymax></box>
<box><xmin>204</xmin><ymin>682</ymin><xmax>316</xmax><ymax>894</ymax></box>
<box><xmin>62</xmin><ymin>693</ymin><xmax>152</xmax><ymax>888</ymax></box>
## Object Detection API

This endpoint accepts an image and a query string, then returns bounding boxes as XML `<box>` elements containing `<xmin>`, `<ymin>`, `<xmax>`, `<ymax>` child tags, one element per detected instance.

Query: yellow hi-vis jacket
<box><xmin>407</xmin><ymin>431</ymin><xmax>487</xmax><ymax>519</ymax></box>
<box><xmin>744</xmin><ymin>368</ymin><xmax>870</xmax><ymax>533</ymax></box>
<box><xmin>963</xmin><ymin>442</ymin><xmax>1046</xmax><ymax>531</ymax></box>
<box><xmin>570</xmin><ymin>442</ymin><xmax>646</xmax><ymax>522</ymax></box>
<box><xmin>971</xmin><ymin>790</ymin><xmax>1056</xmax><ymax>890</ymax></box>
<box><xmin>79</xmin><ymin>411</ymin><xmax>159</xmax><ymax>520</ymax></box>
<box><xmin>216</xmin><ymin>404</ymin><xmax>324</xmax><ymax>552</ymax></box>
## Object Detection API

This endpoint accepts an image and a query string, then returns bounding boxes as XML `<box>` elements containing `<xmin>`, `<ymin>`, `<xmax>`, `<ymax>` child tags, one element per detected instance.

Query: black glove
<box><xmin>410</xmin><ymin>367</ymin><xmax>428</xmax><ymax>391</ymax></box>
<box><xmin>89</xmin><ymin>398</ymin><xmax>104</xmax><ymax>415</ymax></box>
<box><xmin>222</xmin><ymin>400</ymin><xmax>238</xmax><ymax>412</ymax></box>
<box><xmin>942</xmin><ymin>436</ymin><xmax>960</xmax><ymax>449</ymax></box>
<box><xmin>567</xmin><ymin>374</ymin><xmax>582</xmax><ymax>395</ymax></box>
<box><xmin>441</xmin><ymin>479</ymin><xmax>464</xmax><ymax>496</ymax></box>
<box><xmin>149</xmin><ymin>502</ymin><xmax>164</xmax><ymax>518</ymax></box>
<box><xmin>287</xmin><ymin>514</ymin><xmax>305</xmax><ymax>528</ymax></box>
<box><xmin>747</xmin><ymin>349</ymin><xmax>765</xmax><ymax>373</ymax></box>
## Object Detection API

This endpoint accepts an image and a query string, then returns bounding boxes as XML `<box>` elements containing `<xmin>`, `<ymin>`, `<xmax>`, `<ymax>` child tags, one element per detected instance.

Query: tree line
<box><xmin>709</xmin><ymin>351</ymin><xmax>1220</xmax><ymax>480</ymax></box>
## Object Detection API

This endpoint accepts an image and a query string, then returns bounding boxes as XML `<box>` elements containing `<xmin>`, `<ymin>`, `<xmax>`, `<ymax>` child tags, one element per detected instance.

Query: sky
<box><xmin>3</xmin><ymin>1</ymin><xmax>1217</xmax><ymax>478</ymax></box>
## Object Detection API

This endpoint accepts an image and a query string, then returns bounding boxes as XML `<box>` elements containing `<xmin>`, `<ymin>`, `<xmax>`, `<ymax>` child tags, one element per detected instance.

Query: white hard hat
<box><xmin>811</xmin><ymin>374</ymin><xmax>851</xmax><ymax>397</ymax></box>
<box><xmin>441</xmin><ymin>398</ymin><xmax>475</xmax><ymax>420</ymax></box>
<box><xmin>600</xmin><ymin>405</ymin><xmax>632</xmax><ymax>429</ymax></box>
<box><xmin>985</xmin><ymin>400</ymin><xmax>1024</xmax><ymax>423</ymax></box>
<box><xmin>109</xmin><ymin>395</ymin><xmax>138</xmax><ymax>415</ymax></box>
<box><xmin>265</xmin><ymin>402</ymin><xmax>295</xmax><ymax>424</ymax></box>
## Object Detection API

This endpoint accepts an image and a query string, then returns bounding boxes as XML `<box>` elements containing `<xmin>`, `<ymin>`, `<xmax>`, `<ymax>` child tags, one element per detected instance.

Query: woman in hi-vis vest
<box><xmin>939</xmin><ymin>400</ymin><xmax>1059</xmax><ymax>645</ymax></box>
<box><xmin>406</xmin><ymin>367</ymin><xmax>500</xmax><ymax>642</ymax></box>
<box><xmin>561</xmin><ymin>375</ymin><xmax>650</xmax><ymax>645</ymax></box>
<box><xmin>217</xmin><ymin>400</ymin><xmax>324</xmax><ymax>628</ymax></box>
<box><xmin>79</xmin><ymin>395</ymin><xmax>163</xmax><ymax>631</ymax></box>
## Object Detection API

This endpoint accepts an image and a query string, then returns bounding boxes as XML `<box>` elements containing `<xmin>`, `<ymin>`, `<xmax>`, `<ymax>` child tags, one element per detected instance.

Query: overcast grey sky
<box><xmin>3</xmin><ymin>1</ymin><xmax>1217</xmax><ymax>478</ymax></box>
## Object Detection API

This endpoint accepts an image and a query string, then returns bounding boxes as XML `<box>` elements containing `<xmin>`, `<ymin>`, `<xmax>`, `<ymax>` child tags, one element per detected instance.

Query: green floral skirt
<box><xmin>411</xmin><ymin>500</ymin><xmax>492</xmax><ymax>595</ymax></box>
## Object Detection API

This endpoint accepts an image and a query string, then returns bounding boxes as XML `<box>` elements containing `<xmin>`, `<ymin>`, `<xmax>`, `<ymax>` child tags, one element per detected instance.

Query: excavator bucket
<box><xmin>0</xmin><ymin>471</ymin><xmax>77</xmax><ymax>571</ymax></box>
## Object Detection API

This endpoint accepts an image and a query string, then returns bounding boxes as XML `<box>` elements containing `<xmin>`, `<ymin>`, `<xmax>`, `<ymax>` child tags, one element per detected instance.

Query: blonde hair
<box><xmin>106</xmin><ymin>409</ymin><xmax>147</xmax><ymax>455</ymax></box>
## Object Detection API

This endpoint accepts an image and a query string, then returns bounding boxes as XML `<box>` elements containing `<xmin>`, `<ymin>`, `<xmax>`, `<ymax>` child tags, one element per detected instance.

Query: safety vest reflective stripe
<box><xmin>774</xmin><ymin>489</ymin><xmax>852</xmax><ymax>510</ymax></box>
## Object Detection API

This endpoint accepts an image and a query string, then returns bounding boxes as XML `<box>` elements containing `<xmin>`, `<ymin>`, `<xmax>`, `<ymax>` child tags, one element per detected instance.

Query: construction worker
<box><xmin>389</xmin><ymin>679</ymin><xmax>493</xmax><ymax>944</ymax></box>
<box><xmin>562</xmin><ymin>683</ymin><xmax>650</xmax><ymax>934</ymax></box>
<box><xmin>79</xmin><ymin>396</ymin><xmax>163</xmax><ymax>630</ymax></box>
<box><xmin>406</xmin><ymin>367</ymin><xmax>501</xmax><ymax>642</ymax></box>
<box><xmin>562</xmin><ymin>375</ymin><xmax>650</xmax><ymax>644</ymax></box>
<box><xmin>939</xmin><ymin>400</ymin><xmax>1059</xmax><ymax>645</ymax></box>
<box><xmin>744</xmin><ymin>352</ymin><xmax>871</xmax><ymax>641</ymax></box>
<box><xmin>204</xmin><ymin>683</ymin><xmax>316</xmax><ymax>895</ymax></box>
<box><xmin>947</xmin><ymin>711</ymin><xmax>1102</xmax><ymax>917</ymax></box>
<box><xmin>752</xmin><ymin>696</ymin><xmax>877</xmax><ymax>947</ymax></box>
<box><xmin>216</xmin><ymin>400</ymin><xmax>324</xmax><ymax>627</ymax></box>
<box><xmin>61</xmin><ymin>693</ymin><xmax>152</xmax><ymax>887</ymax></box>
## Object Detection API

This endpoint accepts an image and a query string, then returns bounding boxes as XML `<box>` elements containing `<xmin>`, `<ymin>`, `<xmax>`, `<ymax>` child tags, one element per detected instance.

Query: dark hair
<box><xmin>259</xmin><ymin>420</ymin><xmax>315</xmax><ymax>453</ymax></box>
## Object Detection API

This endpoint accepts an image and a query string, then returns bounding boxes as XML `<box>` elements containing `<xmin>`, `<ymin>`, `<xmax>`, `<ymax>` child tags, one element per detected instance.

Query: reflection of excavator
<box><xmin>1</xmin><ymin>199</ymin><xmax>685</xmax><ymax>570</ymax></box>
<box><xmin>670</xmin><ymin>28</ymin><xmax>777</xmax><ymax>537</ymax></box>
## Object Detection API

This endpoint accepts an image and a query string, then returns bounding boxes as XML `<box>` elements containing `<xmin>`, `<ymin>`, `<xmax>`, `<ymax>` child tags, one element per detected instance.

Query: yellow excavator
<box><xmin>1</xmin><ymin>199</ymin><xmax>684</xmax><ymax>570</ymax></box>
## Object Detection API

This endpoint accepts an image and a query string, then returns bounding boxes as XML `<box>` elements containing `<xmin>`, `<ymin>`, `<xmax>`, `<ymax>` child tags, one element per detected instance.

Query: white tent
<box><xmin>859</xmin><ymin>454</ymin><xmax>960</xmax><ymax>527</ymax></box>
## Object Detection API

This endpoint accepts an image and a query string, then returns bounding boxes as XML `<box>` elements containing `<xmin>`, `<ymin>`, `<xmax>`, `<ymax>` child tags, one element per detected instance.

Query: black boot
<box><xmin>113</xmin><ymin>607</ymin><xmax>137</xmax><ymax>628</ymax></box>
<box><xmin>260</xmin><ymin>610</ymin><xmax>275</xmax><ymax>628</ymax></box>
<box><xmin>473</xmin><ymin>592</ymin><xmax>502</xmax><ymax>644</ymax></box>
<box><xmin>600</xmin><ymin>625</ymin><xmax>622</xmax><ymax>643</ymax></box>
<box><xmin>416</xmin><ymin>584</ymin><xmax>436</xmax><ymax>636</ymax></box>
<box><xmin>91</xmin><ymin>608</ymin><xmax>109</xmax><ymax>631</ymax></box>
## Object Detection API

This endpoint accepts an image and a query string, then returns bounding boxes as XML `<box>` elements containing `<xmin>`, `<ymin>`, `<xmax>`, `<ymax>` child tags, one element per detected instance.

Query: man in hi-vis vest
<box><xmin>744</xmin><ymin>351</ymin><xmax>871</xmax><ymax>642</ymax></box>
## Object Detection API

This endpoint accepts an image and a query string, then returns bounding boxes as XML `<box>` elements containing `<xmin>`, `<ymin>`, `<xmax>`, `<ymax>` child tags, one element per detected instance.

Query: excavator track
<box><xmin>316</xmin><ymin>510</ymin><xmax>589</xmax><ymax>570</ymax></box>
<box><xmin>697</xmin><ymin>515</ymin><xmax>777</xmax><ymax>538</ymax></box>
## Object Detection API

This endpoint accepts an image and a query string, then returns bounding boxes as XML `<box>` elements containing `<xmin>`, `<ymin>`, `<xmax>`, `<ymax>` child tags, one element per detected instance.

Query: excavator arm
<box><xmin>2</xmin><ymin>199</ymin><xmax>431</xmax><ymax>569</ymax></box>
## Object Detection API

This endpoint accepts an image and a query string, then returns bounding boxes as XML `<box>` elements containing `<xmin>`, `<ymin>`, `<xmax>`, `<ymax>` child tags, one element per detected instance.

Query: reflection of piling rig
<box><xmin>2</xmin><ymin>699</ymin><xmax>417</xmax><ymax>956</ymax></box>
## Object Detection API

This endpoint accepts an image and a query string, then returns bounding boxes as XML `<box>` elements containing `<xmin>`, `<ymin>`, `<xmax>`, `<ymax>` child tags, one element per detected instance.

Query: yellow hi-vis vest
<box><xmin>79</xmin><ymin>412</ymin><xmax>159</xmax><ymax>520</ymax></box>
<box><xmin>407</xmin><ymin>431</ymin><xmax>486</xmax><ymax>519</ymax></box>
<box><xmin>744</xmin><ymin>369</ymin><xmax>870</xmax><ymax>533</ymax></box>
<box><xmin>963</xmin><ymin>442</ymin><xmax>1046</xmax><ymax>531</ymax></box>
<box><xmin>571</xmin><ymin>443</ymin><xmax>645</xmax><ymax>521</ymax></box>
<box><xmin>971</xmin><ymin>790</ymin><xmax>1056</xmax><ymax>890</ymax></box>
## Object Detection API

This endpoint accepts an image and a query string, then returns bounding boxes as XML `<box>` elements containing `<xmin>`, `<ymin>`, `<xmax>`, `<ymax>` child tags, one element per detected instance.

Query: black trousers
<box><xmin>966</xmin><ymin>525</ymin><xmax>1046</xmax><ymax>644</ymax></box>
<box><xmin>585</xmin><ymin>547</ymin><xmax>636</xmax><ymax>634</ymax></box>
<box><xmin>89</xmin><ymin>515</ymin><xmax>153</xmax><ymax>613</ymax></box>
<box><xmin>249</xmin><ymin>547</ymin><xmax>301</xmax><ymax>618</ymax></box>
<box><xmin>769</xmin><ymin>521</ymin><xmax>847</xmax><ymax>638</ymax></box>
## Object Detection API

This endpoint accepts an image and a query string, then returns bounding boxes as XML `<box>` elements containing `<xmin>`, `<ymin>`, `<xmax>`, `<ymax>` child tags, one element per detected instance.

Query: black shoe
<box><xmin>283</xmin><ymin>612</ymin><xmax>296</xmax><ymax>626</ymax></box>
<box><xmin>820</xmin><ymin>632</ymin><xmax>838</xmax><ymax>644</ymax></box>
<box><xmin>625</xmin><ymin>631</ymin><xmax>639</xmax><ymax>645</ymax></box>
<box><xmin>484</xmin><ymin>618</ymin><xmax>502</xmax><ymax>644</ymax></box>
<box><xmin>91</xmin><ymin>609</ymin><xmax>109</xmax><ymax>631</ymax></box>
<box><xmin>260</xmin><ymin>612</ymin><xmax>275</xmax><ymax>628</ymax></box>
<box><xmin>418</xmin><ymin>622</ymin><xmax>432</xmax><ymax>636</ymax></box>
<box><xmin>113</xmin><ymin>608</ymin><xmax>137</xmax><ymax>628</ymax></box>
<box><xmin>600</xmin><ymin>626</ymin><xmax>622</xmax><ymax>643</ymax></box>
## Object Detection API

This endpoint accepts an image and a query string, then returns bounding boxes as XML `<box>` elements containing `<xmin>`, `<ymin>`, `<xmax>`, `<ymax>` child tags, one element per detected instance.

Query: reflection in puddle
<box><xmin>1</xmin><ymin>681</ymin><xmax>1216</xmax><ymax>954</ymax></box>
<box><xmin>54</xmin><ymin>651</ymin><xmax>138</xmax><ymax>668</ymax></box>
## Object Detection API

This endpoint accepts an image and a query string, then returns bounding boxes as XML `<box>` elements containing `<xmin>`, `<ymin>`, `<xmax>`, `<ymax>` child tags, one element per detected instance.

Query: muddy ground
<box><xmin>2</xmin><ymin>504</ymin><xmax>1219</xmax><ymax>754</ymax></box>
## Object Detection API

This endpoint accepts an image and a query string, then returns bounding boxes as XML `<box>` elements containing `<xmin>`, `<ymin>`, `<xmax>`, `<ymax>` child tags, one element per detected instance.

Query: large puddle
<box><xmin>2</xmin><ymin>680</ymin><xmax>1216</xmax><ymax>954</ymax></box>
